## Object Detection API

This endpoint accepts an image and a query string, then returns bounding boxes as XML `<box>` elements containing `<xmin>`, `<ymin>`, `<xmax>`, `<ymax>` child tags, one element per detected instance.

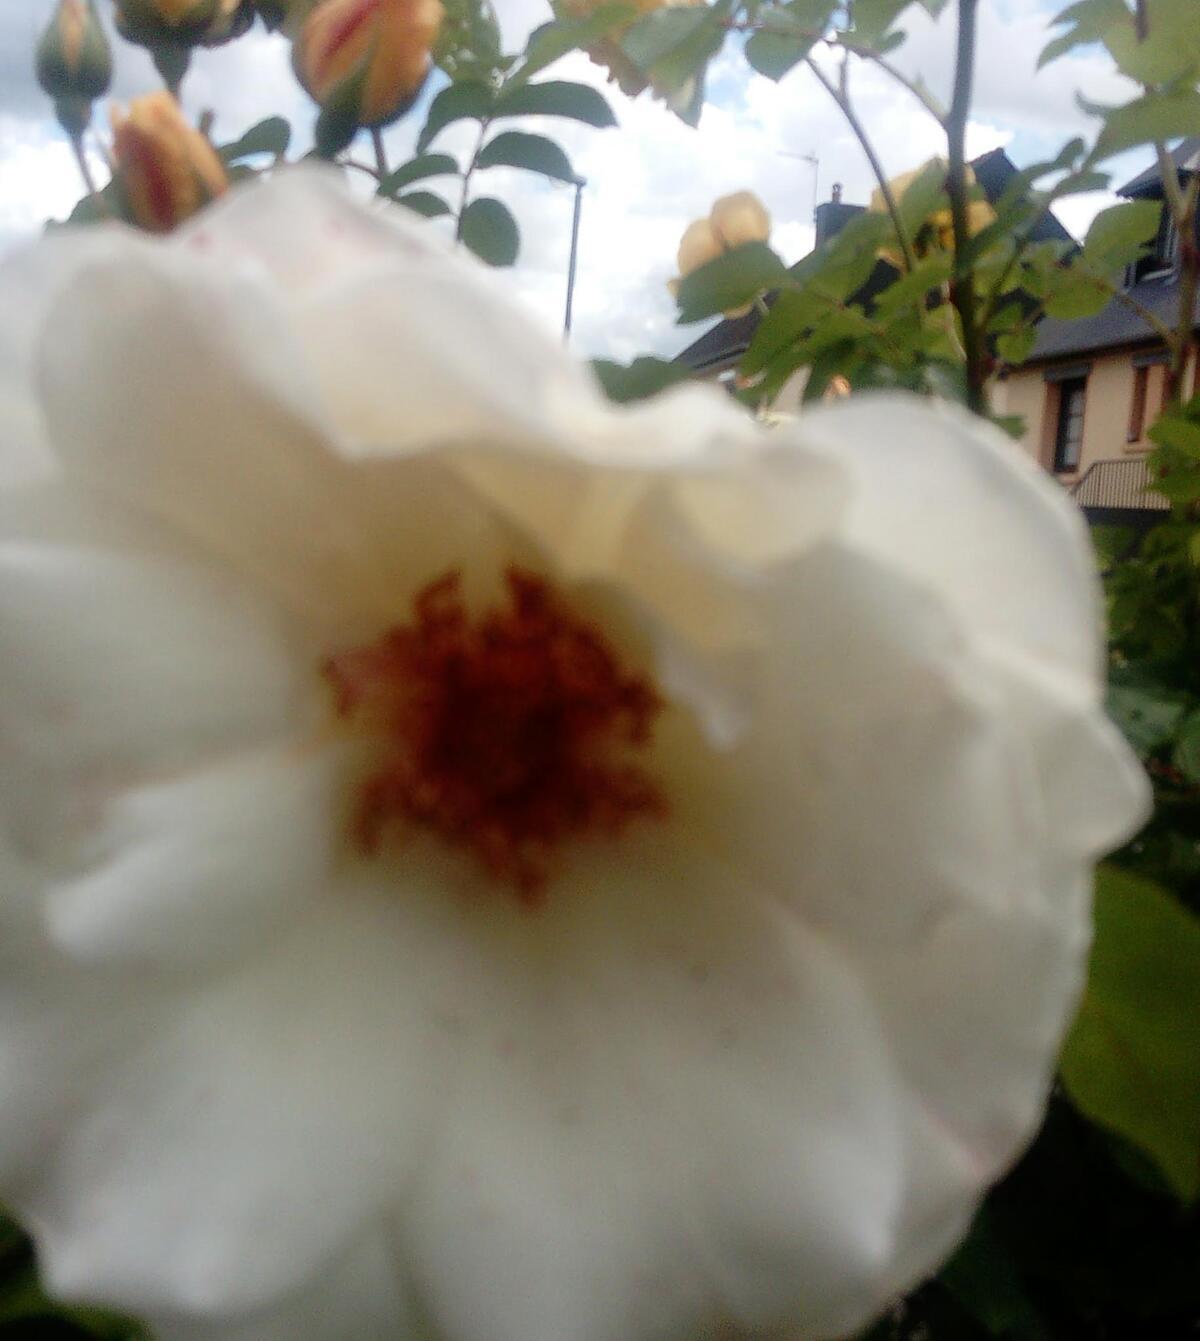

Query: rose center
<box><xmin>323</xmin><ymin>568</ymin><xmax>666</xmax><ymax>899</ymax></box>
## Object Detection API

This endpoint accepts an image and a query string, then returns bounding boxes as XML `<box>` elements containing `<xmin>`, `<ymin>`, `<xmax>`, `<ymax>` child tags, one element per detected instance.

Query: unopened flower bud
<box><xmin>669</xmin><ymin>191</ymin><xmax>772</xmax><ymax>318</ymax></box>
<box><xmin>111</xmin><ymin>92</ymin><xmax>228</xmax><ymax>233</ymax></box>
<box><xmin>868</xmin><ymin>158</ymin><xmax>996</xmax><ymax>264</ymax></box>
<box><xmin>200</xmin><ymin>0</ymin><xmax>257</xmax><ymax>45</ymax></box>
<box><xmin>709</xmin><ymin>190</ymin><xmax>771</xmax><ymax>250</ymax></box>
<box><xmin>114</xmin><ymin>0</ymin><xmax>222</xmax><ymax>48</ymax></box>
<box><xmin>295</xmin><ymin>0</ymin><xmax>444</xmax><ymax>151</ymax></box>
<box><xmin>36</xmin><ymin>0</ymin><xmax>112</xmax><ymax>111</ymax></box>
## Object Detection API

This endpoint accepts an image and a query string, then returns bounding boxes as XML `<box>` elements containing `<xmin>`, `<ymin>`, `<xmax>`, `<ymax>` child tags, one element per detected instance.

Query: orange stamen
<box><xmin>324</xmin><ymin>569</ymin><xmax>666</xmax><ymax>900</ymax></box>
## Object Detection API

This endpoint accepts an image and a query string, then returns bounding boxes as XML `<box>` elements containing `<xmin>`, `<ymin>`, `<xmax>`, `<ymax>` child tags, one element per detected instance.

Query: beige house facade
<box><xmin>996</xmin><ymin>346</ymin><xmax>1196</xmax><ymax>484</ymax></box>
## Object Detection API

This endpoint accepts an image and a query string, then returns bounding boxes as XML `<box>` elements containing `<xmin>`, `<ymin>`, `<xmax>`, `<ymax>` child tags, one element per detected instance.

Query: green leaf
<box><xmin>1103</xmin><ymin>0</ymin><xmax>1200</xmax><ymax>84</ymax></box>
<box><xmin>492</xmin><ymin>79</ymin><xmax>616</xmax><ymax>127</ymax></box>
<box><xmin>745</xmin><ymin>0</ymin><xmax>836</xmax><ymax>70</ymax></box>
<box><xmin>591</xmin><ymin>356</ymin><xmax>692</xmax><ymax>403</ymax></box>
<box><xmin>217</xmin><ymin>115</ymin><xmax>290</xmax><ymax>163</ymax></box>
<box><xmin>1087</xmin><ymin>89</ymin><xmax>1200</xmax><ymax>162</ymax></box>
<box><xmin>395</xmin><ymin>189</ymin><xmax>453</xmax><ymax>218</ymax></box>
<box><xmin>1060</xmin><ymin>865</ymin><xmax>1200</xmax><ymax>1202</ymax></box>
<box><xmin>1038</xmin><ymin>0</ymin><xmax>1126</xmax><ymax>68</ymax></box>
<box><xmin>1173</xmin><ymin>709</ymin><xmax>1200</xmax><ymax>783</ymax></box>
<box><xmin>1083</xmin><ymin>200</ymin><xmax>1161</xmax><ymax>269</ymax></box>
<box><xmin>673</xmin><ymin>241</ymin><xmax>787</xmax><ymax>322</ymax></box>
<box><xmin>621</xmin><ymin>2</ymin><xmax>729</xmax><ymax>121</ymax></box>
<box><xmin>1041</xmin><ymin>263</ymin><xmax>1111</xmax><ymax>319</ymax></box>
<box><xmin>510</xmin><ymin>5</ymin><xmax>636</xmax><ymax>85</ymax></box>
<box><xmin>893</xmin><ymin>156</ymin><xmax>951</xmax><ymax>238</ymax></box>
<box><xmin>940</xmin><ymin>1211</ymin><xmax>1053</xmax><ymax>1340</ymax></box>
<box><xmin>1107</xmin><ymin>678</ymin><xmax>1189</xmax><ymax>753</ymax></box>
<box><xmin>434</xmin><ymin>0</ymin><xmax>505</xmax><ymax>83</ymax></box>
<box><xmin>460</xmin><ymin>195</ymin><xmax>519</xmax><ymax>265</ymax></box>
<box><xmin>476</xmin><ymin>130</ymin><xmax>576</xmax><ymax>182</ymax></box>
<box><xmin>744</xmin><ymin>26</ymin><xmax>816</xmax><ymax>80</ymax></box>
<box><xmin>378</xmin><ymin>152</ymin><xmax>458</xmax><ymax>197</ymax></box>
<box><xmin>417</xmin><ymin>80</ymin><xmax>494</xmax><ymax>154</ymax></box>
<box><xmin>850</xmin><ymin>0</ymin><xmax>909</xmax><ymax>47</ymax></box>
<box><xmin>997</xmin><ymin>323</ymin><xmax>1037</xmax><ymax>364</ymax></box>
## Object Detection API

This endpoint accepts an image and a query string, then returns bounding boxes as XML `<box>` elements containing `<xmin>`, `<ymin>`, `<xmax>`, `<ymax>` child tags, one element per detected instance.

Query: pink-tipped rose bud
<box><xmin>111</xmin><ymin>92</ymin><xmax>228</xmax><ymax>233</ymax></box>
<box><xmin>295</xmin><ymin>0</ymin><xmax>443</xmax><ymax>150</ymax></box>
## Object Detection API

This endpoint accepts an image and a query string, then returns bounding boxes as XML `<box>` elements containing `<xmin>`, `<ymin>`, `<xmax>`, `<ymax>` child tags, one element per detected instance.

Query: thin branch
<box><xmin>945</xmin><ymin>0</ymin><xmax>986</xmax><ymax>414</ymax></box>
<box><xmin>804</xmin><ymin>55</ymin><xmax>917</xmax><ymax>272</ymax></box>
<box><xmin>343</xmin><ymin>156</ymin><xmax>383</xmax><ymax>182</ymax></box>
<box><xmin>1108</xmin><ymin>279</ymin><xmax>1179</xmax><ymax>346</ymax></box>
<box><xmin>69</xmin><ymin>133</ymin><xmax>110</xmax><ymax>216</ymax></box>
<box><xmin>371</xmin><ymin>127</ymin><xmax>389</xmax><ymax>180</ymax></box>
<box><xmin>726</xmin><ymin>20</ymin><xmax>945</xmax><ymax>123</ymax></box>
<box><xmin>455</xmin><ymin>118</ymin><xmax>489</xmax><ymax>242</ymax></box>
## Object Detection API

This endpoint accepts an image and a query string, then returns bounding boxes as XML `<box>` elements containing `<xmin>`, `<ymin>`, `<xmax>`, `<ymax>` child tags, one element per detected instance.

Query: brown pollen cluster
<box><xmin>323</xmin><ymin>568</ymin><xmax>666</xmax><ymax>899</ymax></box>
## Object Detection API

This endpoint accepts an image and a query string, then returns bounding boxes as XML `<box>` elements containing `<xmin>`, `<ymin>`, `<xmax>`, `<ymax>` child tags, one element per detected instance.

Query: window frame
<box><xmin>1053</xmin><ymin>376</ymin><xmax>1087</xmax><ymax>474</ymax></box>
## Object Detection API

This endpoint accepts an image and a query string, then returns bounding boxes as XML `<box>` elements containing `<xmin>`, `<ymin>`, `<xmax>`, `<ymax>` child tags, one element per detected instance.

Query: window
<box><xmin>1128</xmin><ymin>364</ymin><xmax>1149</xmax><ymax>442</ymax></box>
<box><xmin>1130</xmin><ymin>207</ymin><xmax>1179</xmax><ymax>283</ymax></box>
<box><xmin>1054</xmin><ymin>377</ymin><xmax>1086</xmax><ymax>472</ymax></box>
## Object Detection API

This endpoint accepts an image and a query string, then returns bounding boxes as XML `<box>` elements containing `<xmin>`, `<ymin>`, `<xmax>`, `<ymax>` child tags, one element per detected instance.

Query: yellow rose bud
<box><xmin>669</xmin><ymin>191</ymin><xmax>772</xmax><ymax>319</ymax></box>
<box><xmin>709</xmin><ymin>190</ymin><xmax>771</xmax><ymax>250</ymax></box>
<box><xmin>111</xmin><ymin>92</ymin><xmax>228</xmax><ymax>233</ymax></box>
<box><xmin>868</xmin><ymin>158</ymin><xmax>996</xmax><ymax>264</ymax></box>
<box><xmin>675</xmin><ymin>219</ymin><xmax>723</xmax><ymax>277</ymax></box>
<box><xmin>296</xmin><ymin>0</ymin><xmax>444</xmax><ymax>140</ymax></box>
<box><xmin>36</xmin><ymin>0</ymin><xmax>112</xmax><ymax>109</ymax></box>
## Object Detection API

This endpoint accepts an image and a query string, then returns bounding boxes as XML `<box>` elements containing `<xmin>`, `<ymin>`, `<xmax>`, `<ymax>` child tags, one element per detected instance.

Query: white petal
<box><xmin>178</xmin><ymin>169</ymin><xmax>606</xmax><ymax>459</ymax></box>
<box><xmin>400</xmin><ymin>839</ymin><xmax>902</xmax><ymax>1341</ymax></box>
<box><xmin>45</xmin><ymin>740</ymin><xmax>343</xmax><ymax>968</ymax></box>
<box><xmin>18</xmin><ymin>886</ymin><xmax>466</xmax><ymax>1321</ymax></box>
<box><xmin>0</xmin><ymin>532</ymin><xmax>301</xmax><ymax>793</ymax></box>
<box><xmin>0</xmin><ymin>230</ymin><xmax>127</xmax><ymax>486</ymax></box>
<box><xmin>145</xmin><ymin>1229</ymin><xmax>416</xmax><ymax>1341</ymax></box>
<box><xmin>799</xmin><ymin>394</ymin><xmax>1105</xmax><ymax>688</ymax></box>
<box><xmin>35</xmin><ymin>241</ymin><xmax>380</xmax><ymax>627</ymax></box>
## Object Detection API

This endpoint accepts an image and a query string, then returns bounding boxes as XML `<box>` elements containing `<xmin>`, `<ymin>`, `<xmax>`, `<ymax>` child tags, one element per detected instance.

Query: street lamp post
<box><xmin>564</xmin><ymin>175</ymin><xmax>586</xmax><ymax>339</ymax></box>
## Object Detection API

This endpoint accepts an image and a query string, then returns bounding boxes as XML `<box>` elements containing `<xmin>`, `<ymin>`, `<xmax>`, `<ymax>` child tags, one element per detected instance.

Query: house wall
<box><xmin>999</xmin><ymin>348</ymin><xmax>1195</xmax><ymax>485</ymax></box>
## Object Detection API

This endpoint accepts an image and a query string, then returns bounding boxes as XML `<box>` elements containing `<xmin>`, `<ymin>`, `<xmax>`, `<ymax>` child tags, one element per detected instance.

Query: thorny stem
<box><xmin>804</xmin><ymin>56</ymin><xmax>917</xmax><ymax>273</ymax></box>
<box><xmin>945</xmin><ymin>0</ymin><xmax>987</xmax><ymax>415</ymax></box>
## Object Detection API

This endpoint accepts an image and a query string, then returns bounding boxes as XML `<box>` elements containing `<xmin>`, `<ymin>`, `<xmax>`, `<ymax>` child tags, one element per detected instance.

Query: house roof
<box><xmin>1028</xmin><ymin>275</ymin><xmax>1200</xmax><ymax>361</ymax></box>
<box><xmin>1117</xmin><ymin>136</ymin><xmax>1200</xmax><ymax>198</ymax></box>
<box><xmin>674</xmin><ymin>149</ymin><xmax>1071</xmax><ymax>373</ymax></box>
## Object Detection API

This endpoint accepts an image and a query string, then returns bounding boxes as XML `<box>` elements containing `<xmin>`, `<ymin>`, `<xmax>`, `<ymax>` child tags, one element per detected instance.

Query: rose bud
<box><xmin>113</xmin><ymin>0</ymin><xmax>223</xmax><ymax>48</ymax></box>
<box><xmin>295</xmin><ymin>0</ymin><xmax>444</xmax><ymax>153</ymax></box>
<box><xmin>669</xmin><ymin>191</ymin><xmax>772</xmax><ymax>318</ymax></box>
<box><xmin>111</xmin><ymin>92</ymin><xmax>228</xmax><ymax>233</ymax></box>
<box><xmin>36</xmin><ymin>0</ymin><xmax>112</xmax><ymax>133</ymax></box>
<box><xmin>36</xmin><ymin>0</ymin><xmax>112</xmax><ymax>102</ymax></box>
<box><xmin>200</xmin><ymin>0</ymin><xmax>258</xmax><ymax>45</ymax></box>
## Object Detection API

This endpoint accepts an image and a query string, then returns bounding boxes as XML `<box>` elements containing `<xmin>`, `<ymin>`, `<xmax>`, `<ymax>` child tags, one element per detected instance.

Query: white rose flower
<box><xmin>0</xmin><ymin>170</ymin><xmax>1147</xmax><ymax>1341</ymax></box>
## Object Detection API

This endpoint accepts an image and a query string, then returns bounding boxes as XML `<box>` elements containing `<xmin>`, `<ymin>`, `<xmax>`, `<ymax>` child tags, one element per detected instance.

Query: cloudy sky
<box><xmin>0</xmin><ymin>0</ymin><xmax>1148</xmax><ymax>361</ymax></box>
